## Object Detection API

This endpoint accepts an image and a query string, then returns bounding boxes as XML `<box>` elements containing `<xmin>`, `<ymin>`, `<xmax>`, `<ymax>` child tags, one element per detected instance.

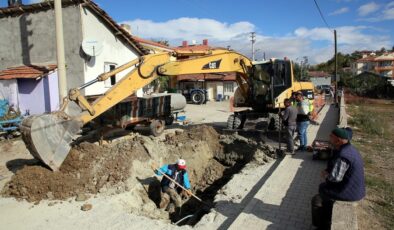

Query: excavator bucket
<box><xmin>20</xmin><ymin>113</ymin><xmax>81</xmax><ymax>171</ymax></box>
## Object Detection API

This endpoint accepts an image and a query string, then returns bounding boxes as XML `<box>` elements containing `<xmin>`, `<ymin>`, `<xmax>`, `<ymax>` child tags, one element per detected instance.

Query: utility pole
<box><xmin>300</xmin><ymin>60</ymin><xmax>303</xmax><ymax>80</ymax></box>
<box><xmin>55</xmin><ymin>0</ymin><xmax>68</xmax><ymax>104</ymax></box>
<box><xmin>334</xmin><ymin>29</ymin><xmax>338</xmax><ymax>104</ymax></box>
<box><xmin>250</xmin><ymin>32</ymin><xmax>256</xmax><ymax>61</ymax></box>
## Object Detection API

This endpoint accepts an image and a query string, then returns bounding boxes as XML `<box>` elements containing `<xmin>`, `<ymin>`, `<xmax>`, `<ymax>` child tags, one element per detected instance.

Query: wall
<box><xmin>223</xmin><ymin>81</ymin><xmax>237</xmax><ymax>98</ymax></box>
<box><xmin>80</xmin><ymin>7</ymin><xmax>140</xmax><ymax>96</ymax></box>
<box><xmin>0</xmin><ymin>6</ymin><xmax>84</xmax><ymax>90</ymax></box>
<box><xmin>206</xmin><ymin>82</ymin><xmax>216</xmax><ymax>101</ymax></box>
<box><xmin>47</xmin><ymin>71</ymin><xmax>60</xmax><ymax>111</ymax></box>
<box><xmin>180</xmin><ymin>81</ymin><xmax>236</xmax><ymax>101</ymax></box>
<box><xmin>310</xmin><ymin>77</ymin><xmax>331</xmax><ymax>87</ymax></box>
<box><xmin>17</xmin><ymin>72</ymin><xmax>58</xmax><ymax>115</ymax></box>
<box><xmin>0</xmin><ymin>79</ymin><xmax>18</xmax><ymax>108</ymax></box>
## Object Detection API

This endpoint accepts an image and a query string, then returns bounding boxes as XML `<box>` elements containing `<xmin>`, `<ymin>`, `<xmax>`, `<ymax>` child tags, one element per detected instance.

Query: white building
<box><xmin>0</xmin><ymin>0</ymin><xmax>146</xmax><ymax>104</ymax></box>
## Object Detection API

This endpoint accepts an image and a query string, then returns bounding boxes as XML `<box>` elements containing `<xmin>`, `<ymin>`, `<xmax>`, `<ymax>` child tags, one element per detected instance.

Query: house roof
<box><xmin>356</xmin><ymin>52</ymin><xmax>394</xmax><ymax>62</ymax></box>
<box><xmin>177</xmin><ymin>73</ymin><xmax>236</xmax><ymax>82</ymax></box>
<box><xmin>0</xmin><ymin>65</ymin><xmax>57</xmax><ymax>80</ymax></box>
<box><xmin>173</xmin><ymin>44</ymin><xmax>211</xmax><ymax>52</ymax></box>
<box><xmin>374</xmin><ymin>53</ymin><xmax>394</xmax><ymax>61</ymax></box>
<box><xmin>356</xmin><ymin>56</ymin><xmax>376</xmax><ymax>62</ymax></box>
<box><xmin>132</xmin><ymin>36</ymin><xmax>174</xmax><ymax>51</ymax></box>
<box><xmin>308</xmin><ymin>71</ymin><xmax>331</xmax><ymax>78</ymax></box>
<box><xmin>0</xmin><ymin>0</ymin><xmax>148</xmax><ymax>55</ymax></box>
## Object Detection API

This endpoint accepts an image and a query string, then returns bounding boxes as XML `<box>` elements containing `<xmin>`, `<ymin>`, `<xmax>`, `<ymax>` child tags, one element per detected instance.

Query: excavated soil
<box><xmin>1</xmin><ymin>125</ymin><xmax>276</xmax><ymax>223</ymax></box>
<box><xmin>2</xmin><ymin>139</ymin><xmax>149</xmax><ymax>202</ymax></box>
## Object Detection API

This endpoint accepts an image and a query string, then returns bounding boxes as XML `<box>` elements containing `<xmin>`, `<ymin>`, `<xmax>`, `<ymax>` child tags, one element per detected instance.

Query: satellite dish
<box><xmin>81</xmin><ymin>39</ymin><xmax>104</xmax><ymax>57</ymax></box>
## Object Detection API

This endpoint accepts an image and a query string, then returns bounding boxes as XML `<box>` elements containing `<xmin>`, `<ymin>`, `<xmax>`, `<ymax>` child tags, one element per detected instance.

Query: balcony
<box><xmin>375</xmin><ymin>65</ymin><xmax>394</xmax><ymax>72</ymax></box>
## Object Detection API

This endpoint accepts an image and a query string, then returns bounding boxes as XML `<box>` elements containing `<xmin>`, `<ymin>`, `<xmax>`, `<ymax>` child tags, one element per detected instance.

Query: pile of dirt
<box><xmin>1</xmin><ymin>125</ymin><xmax>224</xmax><ymax>202</ymax></box>
<box><xmin>164</xmin><ymin>125</ymin><xmax>222</xmax><ymax>153</ymax></box>
<box><xmin>2</xmin><ymin>139</ymin><xmax>149</xmax><ymax>202</ymax></box>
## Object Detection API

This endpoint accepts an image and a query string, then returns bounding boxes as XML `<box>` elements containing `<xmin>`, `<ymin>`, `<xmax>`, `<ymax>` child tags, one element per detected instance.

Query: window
<box><xmin>104</xmin><ymin>63</ymin><xmax>117</xmax><ymax>88</ymax></box>
<box><xmin>224</xmin><ymin>82</ymin><xmax>234</xmax><ymax>93</ymax></box>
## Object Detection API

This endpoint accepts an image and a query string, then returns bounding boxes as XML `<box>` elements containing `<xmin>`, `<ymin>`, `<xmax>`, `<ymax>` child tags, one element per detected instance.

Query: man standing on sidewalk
<box><xmin>311</xmin><ymin>128</ymin><xmax>365</xmax><ymax>229</ymax></box>
<box><xmin>280</xmin><ymin>98</ymin><xmax>297</xmax><ymax>154</ymax></box>
<box><xmin>295</xmin><ymin>92</ymin><xmax>310</xmax><ymax>151</ymax></box>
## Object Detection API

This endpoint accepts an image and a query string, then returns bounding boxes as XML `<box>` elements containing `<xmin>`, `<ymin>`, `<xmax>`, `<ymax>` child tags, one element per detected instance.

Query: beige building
<box><xmin>374</xmin><ymin>53</ymin><xmax>394</xmax><ymax>78</ymax></box>
<box><xmin>351</xmin><ymin>52</ymin><xmax>394</xmax><ymax>79</ymax></box>
<box><xmin>170</xmin><ymin>40</ymin><xmax>238</xmax><ymax>101</ymax></box>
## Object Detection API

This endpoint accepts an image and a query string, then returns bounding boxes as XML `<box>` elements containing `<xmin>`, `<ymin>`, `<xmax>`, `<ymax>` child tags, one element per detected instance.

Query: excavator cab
<box><xmin>249</xmin><ymin>59</ymin><xmax>292</xmax><ymax>112</ymax></box>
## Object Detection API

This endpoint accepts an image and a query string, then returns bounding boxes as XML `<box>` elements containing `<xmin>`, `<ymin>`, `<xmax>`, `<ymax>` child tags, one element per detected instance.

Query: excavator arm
<box><xmin>20</xmin><ymin>49</ymin><xmax>252</xmax><ymax>170</ymax></box>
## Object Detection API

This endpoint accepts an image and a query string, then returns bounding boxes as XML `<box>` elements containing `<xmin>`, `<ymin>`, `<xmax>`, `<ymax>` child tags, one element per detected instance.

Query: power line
<box><xmin>313</xmin><ymin>0</ymin><xmax>332</xmax><ymax>32</ymax></box>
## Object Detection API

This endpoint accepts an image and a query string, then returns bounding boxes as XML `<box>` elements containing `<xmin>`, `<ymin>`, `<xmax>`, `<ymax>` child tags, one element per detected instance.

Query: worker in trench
<box><xmin>152</xmin><ymin>159</ymin><xmax>192</xmax><ymax>215</ymax></box>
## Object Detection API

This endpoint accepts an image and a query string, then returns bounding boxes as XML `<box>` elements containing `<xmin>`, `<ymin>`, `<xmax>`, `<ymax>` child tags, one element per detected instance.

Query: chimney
<box><xmin>203</xmin><ymin>39</ymin><xmax>208</xmax><ymax>46</ymax></box>
<box><xmin>8</xmin><ymin>0</ymin><xmax>22</xmax><ymax>7</ymax></box>
<box><xmin>182</xmin><ymin>41</ymin><xmax>188</xmax><ymax>47</ymax></box>
<box><xmin>120</xmin><ymin>24</ymin><xmax>132</xmax><ymax>34</ymax></box>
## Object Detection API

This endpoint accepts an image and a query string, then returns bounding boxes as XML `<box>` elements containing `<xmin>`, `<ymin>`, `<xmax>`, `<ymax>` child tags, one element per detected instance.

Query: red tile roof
<box><xmin>0</xmin><ymin>65</ymin><xmax>57</xmax><ymax>80</ymax></box>
<box><xmin>356</xmin><ymin>56</ymin><xmax>376</xmax><ymax>62</ymax></box>
<box><xmin>132</xmin><ymin>36</ymin><xmax>173</xmax><ymax>50</ymax></box>
<box><xmin>308</xmin><ymin>71</ymin><xmax>331</xmax><ymax>78</ymax></box>
<box><xmin>173</xmin><ymin>44</ymin><xmax>211</xmax><ymax>52</ymax></box>
<box><xmin>177</xmin><ymin>73</ymin><xmax>236</xmax><ymax>81</ymax></box>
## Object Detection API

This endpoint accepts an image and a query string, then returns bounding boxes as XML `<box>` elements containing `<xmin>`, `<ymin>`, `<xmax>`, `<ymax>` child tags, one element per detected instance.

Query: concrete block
<box><xmin>331</xmin><ymin>201</ymin><xmax>358</xmax><ymax>230</ymax></box>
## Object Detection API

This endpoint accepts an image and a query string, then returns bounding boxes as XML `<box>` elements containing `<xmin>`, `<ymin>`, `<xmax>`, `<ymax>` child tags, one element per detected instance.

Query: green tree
<box><xmin>152</xmin><ymin>39</ymin><xmax>170</xmax><ymax>47</ymax></box>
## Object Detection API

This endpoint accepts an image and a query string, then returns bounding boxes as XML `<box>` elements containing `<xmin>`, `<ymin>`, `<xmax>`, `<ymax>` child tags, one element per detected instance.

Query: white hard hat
<box><xmin>177</xmin><ymin>159</ymin><xmax>186</xmax><ymax>169</ymax></box>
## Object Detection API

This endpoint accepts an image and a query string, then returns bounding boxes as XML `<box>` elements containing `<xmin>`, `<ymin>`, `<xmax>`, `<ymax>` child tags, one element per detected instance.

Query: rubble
<box><xmin>81</xmin><ymin>203</ymin><xmax>92</xmax><ymax>211</ymax></box>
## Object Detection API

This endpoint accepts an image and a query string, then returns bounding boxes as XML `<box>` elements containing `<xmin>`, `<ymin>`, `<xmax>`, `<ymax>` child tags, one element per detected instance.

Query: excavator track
<box><xmin>20</xmin><ymin>113</ymin><xmax>81</xmax><ymax>171</ymax></box>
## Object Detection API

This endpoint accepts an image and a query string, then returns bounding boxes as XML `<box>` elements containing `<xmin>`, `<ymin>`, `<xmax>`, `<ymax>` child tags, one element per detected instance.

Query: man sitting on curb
<box><xmin>311</xmin><ymin>127</ymin><xmax>365</xmax><ymax>229</ymax></box>
<box><xmin>153</xmin><ymin>159</ymin><xmax>192</xmax><ymax>214</ymax></box>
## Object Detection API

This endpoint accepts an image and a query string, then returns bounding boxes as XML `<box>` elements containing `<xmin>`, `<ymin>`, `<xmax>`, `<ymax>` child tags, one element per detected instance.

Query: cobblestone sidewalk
<box><xmin>228</xmin><ymin>105</ymin><xmax>339</xmax><ymax>230</ymax></box>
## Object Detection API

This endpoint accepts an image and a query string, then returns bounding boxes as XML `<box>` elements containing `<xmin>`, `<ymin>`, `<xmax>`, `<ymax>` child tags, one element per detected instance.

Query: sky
<box><xmin>2</xmin><ymin>0</ymin><xmax>394</xmax><ymax>64</ymax></box>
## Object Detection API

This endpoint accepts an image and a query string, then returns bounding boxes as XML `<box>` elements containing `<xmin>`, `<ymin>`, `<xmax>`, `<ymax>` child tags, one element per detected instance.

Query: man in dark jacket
<box><xmin>311</xmin><ymin>128</ymin><xmax>365</xmax><ymax>229</ymax></box>
<box><xmin>280</xmin><ymin>98</ymin><xmax>298</xmax><ymax>154</ymax></box>
<box><xmin>154</xmin><ymin>159</ymin><xmax>191</xmax><ymax>213</ymax></box>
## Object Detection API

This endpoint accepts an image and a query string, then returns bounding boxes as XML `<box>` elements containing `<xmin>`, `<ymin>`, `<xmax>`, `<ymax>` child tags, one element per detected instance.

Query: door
<box><xmin>206</xmin><ymin>82</ymin><xmax>216</xmax><ymax>101</ymax></box>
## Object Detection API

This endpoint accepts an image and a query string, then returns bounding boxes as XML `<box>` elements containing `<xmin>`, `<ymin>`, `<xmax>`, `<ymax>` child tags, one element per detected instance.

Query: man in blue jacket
<box><xmin>312</xmin><ymin>128</ymin><xmax>365</xmax><ymax>229</ymax></box>
<box><xmin>154</xmin><ymin>159</ymin><xmax>191</xmax><ymax>213</ymax></box>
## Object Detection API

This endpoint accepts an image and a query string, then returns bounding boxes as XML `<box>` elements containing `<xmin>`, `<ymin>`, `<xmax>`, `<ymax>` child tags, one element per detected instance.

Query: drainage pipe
<box><xmin>174</xmin><ymin>214</ymin><xmax>194</xmax><ymax>225</ymax></box>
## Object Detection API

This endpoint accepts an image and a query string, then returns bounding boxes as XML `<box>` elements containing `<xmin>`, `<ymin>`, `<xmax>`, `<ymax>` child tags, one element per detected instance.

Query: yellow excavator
<box><xmin>20</xmin><ymin>49</ymin><xmax>314</xmax><ymax>171</ymax></box>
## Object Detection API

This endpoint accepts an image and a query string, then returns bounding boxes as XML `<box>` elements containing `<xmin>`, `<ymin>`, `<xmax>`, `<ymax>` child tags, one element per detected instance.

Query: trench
<box><xmin>176</xmin><ymin>159</ymin><xmax>248</xmax><ymax>226</ymax></box>
<box><xmin>147</xmin><ymin>132</ymin><xmax>274</xmax><ymax>226</ymax></box>
<box><xmin>1</xmin><ymin>125</ymin><xmax>275</xmax><ymax>227</ymax></box>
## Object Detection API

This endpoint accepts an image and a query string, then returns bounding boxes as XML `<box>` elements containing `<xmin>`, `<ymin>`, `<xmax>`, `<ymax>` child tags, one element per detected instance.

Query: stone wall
<box><xmin>332</xmin><ymin>92</ymin><xmax>358</xmax><ymax>230</ymax></box>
